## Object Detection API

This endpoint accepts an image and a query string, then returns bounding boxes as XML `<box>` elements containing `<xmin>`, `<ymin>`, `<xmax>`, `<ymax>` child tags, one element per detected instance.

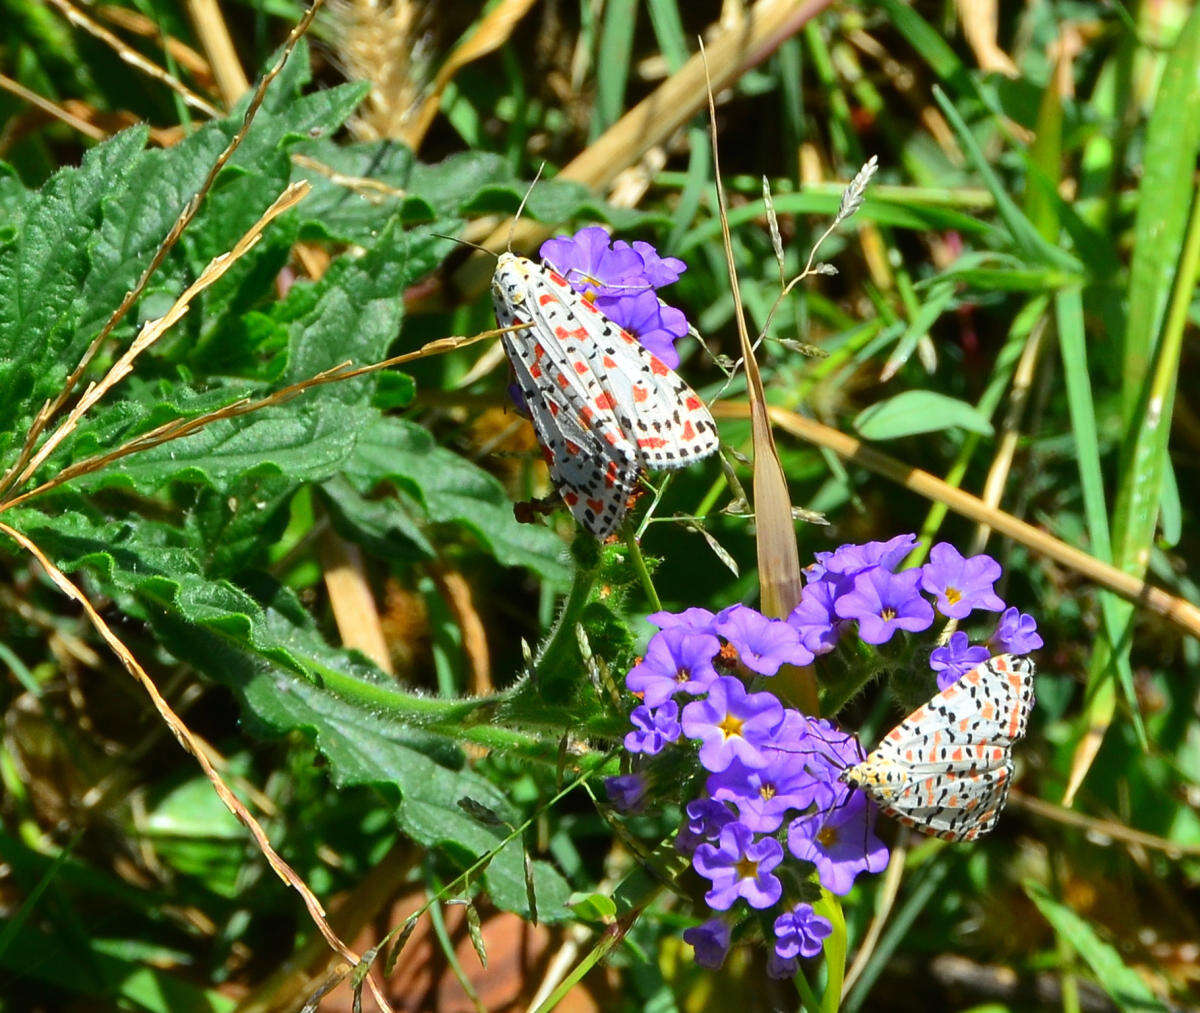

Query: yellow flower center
<box><xmin>735</xmin><ymin>856</ymin><xmax>759</xmax><ymax>880</ymax></box>
<box><xmin>675</xmin><ymin>666</ymin><xmax>691</xmax><ymax>684</ymax></box>
<box><xmin>945</xmin><ymin>586</ymin><xmax>962</xmax><ymax>605</ymax></box>
<box><xmin>718</xmin><ymin>712</ymin><xmax>745</xmax><ymax>740</ymax></box>
<box><xmin>880</xmin><ymin>606</ymin><xmax>897</xmax><ymax>621</ymax></box>
<box><xmin>817</xmin><ymin>826</ymin><xmax>838</xmax><ymax>848</ymax></box>
<box><xmin>759</xmin><ymin>783</ymin><xmax>777</xmax><ymax>801</ymax></box>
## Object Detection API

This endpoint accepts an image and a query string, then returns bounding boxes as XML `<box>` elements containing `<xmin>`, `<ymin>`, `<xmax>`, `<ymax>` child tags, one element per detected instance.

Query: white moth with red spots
<box><xmin>841</xmin><ymin>654</ymin><xmax>1035</xmax><ymax>841</ymax></box>
<box><xmin>491</xmin><ymin>251</ymin><xmax>719</xmax><ymax>538</ymax></box>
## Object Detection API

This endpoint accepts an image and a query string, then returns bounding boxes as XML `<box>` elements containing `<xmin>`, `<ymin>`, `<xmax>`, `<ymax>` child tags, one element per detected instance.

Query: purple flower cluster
<box><xmin>608</xmin><ymin>603</ymin><xmax>888</xmax><ymax>975</ymax></box>
<box><xmin>539</xmin><ymin>226</ymin><xmax>690</xmax><ymax>367</ymax></box>
<box><xmin>605</xmin><ymin>535</ymin><xmax>1043</xmax><ymax>976</ymax></box>
<box><xmin>789</xmin><ymin>534</ymin><xmax>1041</xmax><ymax>691</ymax></box>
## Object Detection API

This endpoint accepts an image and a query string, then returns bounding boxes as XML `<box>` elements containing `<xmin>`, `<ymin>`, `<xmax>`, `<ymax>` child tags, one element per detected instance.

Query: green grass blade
<box><xmin>592</xmin><ymin>0</ymin><xmax>638</xmax><ymax>138</ymax></box>
<box><xmin>1026</xmin><ymin>881</ymin><xmax>1167</xmax><ymax>1012</ymax></box>
<box><xmin>1121</xmin><ymin>5</ymin><xmax>1200</xmax><ymax>420</ymax></box>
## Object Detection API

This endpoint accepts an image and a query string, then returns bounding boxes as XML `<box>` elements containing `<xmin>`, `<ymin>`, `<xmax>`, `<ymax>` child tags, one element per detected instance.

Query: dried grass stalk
<box><xmin>701</xmin><ymin>43</ymin><xmax>817</xmax><ymax>715</ymax></box>
<box><xmin>9</xmin><ymin>182</ymin><xmax>310</xmax><ymax>492</ymax></box>
<box><xmin>0</xmin><ymin>0</ymin><xmax>327</xmax><ymax>500</ymax></box>
<box><xmin>327</xmin><ymin>0</ymin><xmax>430</xmax><ymax>140</ymax></box>
<box><xmin>0</xmin><ymin>521</ymin><xmax>393</xmax><ymax>1013</ymax></box>
<box><xmin>44</xmin><ymin>0</ymin><xmax>221</xmax><ymax>116</ymax></box>
<box><xmin>711</xmin><ymin>400</ymin><xmax>1200</xmax><ymax>640</ymax></box>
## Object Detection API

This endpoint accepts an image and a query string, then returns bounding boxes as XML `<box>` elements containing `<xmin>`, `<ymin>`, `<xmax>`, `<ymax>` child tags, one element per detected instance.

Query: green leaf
<box><xmin>853</xmin><ymin>391</ymin><xmax>994</xmax><ymax>440</ymax></box>
<box><xmin>8</xmin><ymin>508</ymin><xmax>573</xmax><ymax>920</ymax></box>
<box><xmin>0</xmin><ymin>126</ymin><xmax>149</xmax><ymax>446</ymax></box>
<box><xmin>1121</xmin><ymin>6</ymin><xmax>1200</xmax><ymax>419</ymax></box>
<box><xmin>1025</xmin><ymin>881</ymin><xmax>1167</xmax><ymax>1012</ymax></box>
<box><xmin>340</xmin><ymin>416</ymin><xmax>571</xmax><ymax>583</ymax></box>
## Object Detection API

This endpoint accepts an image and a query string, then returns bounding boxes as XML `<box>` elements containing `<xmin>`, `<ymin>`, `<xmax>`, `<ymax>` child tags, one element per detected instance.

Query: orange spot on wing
<box><xmin>595</xmin><ymin>394</ymin><xmax>613</xmax><ymax>410</ymax></box>
<box><xmin>649</xmin><ymin>356</ymin><xmax>669</xmax><ymax>376</ymax></box>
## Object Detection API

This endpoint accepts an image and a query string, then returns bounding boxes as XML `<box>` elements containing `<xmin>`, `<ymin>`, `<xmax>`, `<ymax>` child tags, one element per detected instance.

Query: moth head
<box><xmin>492</xmin><ymin>252</ymin><xmax>528</xmax><ymax>305</ymax></box>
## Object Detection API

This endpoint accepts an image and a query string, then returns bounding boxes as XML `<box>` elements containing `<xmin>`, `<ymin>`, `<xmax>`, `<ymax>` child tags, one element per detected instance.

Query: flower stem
<box><xmin>531</xmin><ymin>553</ymin><xmax>599</xmax><ymax>702</ymax></box>
<box><xmin>793</xmin><ymin>965</ymin><xmax>822</xmax><ymax>1012</ymax></box>
<box><xmin>815</xmin><ymin>891</ymin><xmax>847</xmax><ymax>1013</ymax></box>
<box><xmin>624</xmin><ymin>528</ymin><xmax>663</xmax><ymax>613</ymax></box>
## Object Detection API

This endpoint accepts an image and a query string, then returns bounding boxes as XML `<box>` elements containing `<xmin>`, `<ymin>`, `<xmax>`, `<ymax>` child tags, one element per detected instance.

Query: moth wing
<box><xmin>535</xmin><ymin>258</ymin><xmax>720</xmax><ymax>471</ymax></box>
<box><xmin>503</xmin><ymin>331</ymin><xmax>637</xmax><ymax>539</ymax></box>
<box><xmin>871</xmin><ymin>760</ymin><xmax>1013</xmax><ymax>842</ymax></box>
<box><xmin>872</xmin><ymin>655</ymin><xmax>1036</xmax><ymax>758</ymax></box>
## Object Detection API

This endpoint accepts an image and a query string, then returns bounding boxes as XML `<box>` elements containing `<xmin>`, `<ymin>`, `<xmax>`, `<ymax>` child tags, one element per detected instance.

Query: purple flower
<box><xmin>680</xmin><ymin>676</ymin><xmax>785</xmax><ymax>772</ymax></box>
<box><xmin>810</xmin><ymin>533</ymin><xmax>917</xmax><ymax>593</ymax></box>
<box><xmin>787</xmin><ymin>792</ymin><xmax>889</xmax><ymax>895</ymax></box>
<box><xmin>692</xmin><ymin>822</ymin><xmax>783</xmax><ymax>910</ymax></box>
<box><xmin>715</xmin><ymin>604</ymin><xmax>814</xmax><ymax>674</ymax></box>
<box><xmin>834</xmin><ymin>566</ymin><xmax>934</xmax><ymax>644</ymax></box>
<box><xmin>774</xmin><ymin>903</ymin><xmax>833</xmax><ymax>961</ymax></box>
<box><xmin>604</xmin><ymin>773</ymin><xmax>646</xmax><ymax>813</ymax></box>
<box><xmin>787</xmin><ymin>579</ymin><xmax>841</xmax><ymax>656</ymax></box>
<box><xmin>540</xmin><ymin>226</ymin><xmax>644</xmax><ymax>299</ymax></box>
<box><xmin>618</xmin><ymin>239</ymin><xmax>686</xmax><ymax>287</ymax></box>
<box><xmin>624</xmin><ymin>701</ymin><xmax>681</xmax><ymax>755</ymax></box>
<box><xmin>675</xmin><ymin>797</ymin><xmax>738</xmax><ymax>855</ymax></box>
<box><xmin>991</xmin><ymin>607</ymin><xmax>1043</xmax><ymax>655</ymax></box>
<box><xmin>920</xmin><ymin>543</ymin><xmax>1006</xmax><ymax>619</ymax></box>
<box><xmin>768</xmin><ymin>952</ymin><xmax>799</xmax><ymax>980</ymax></box>
<box><xmin>625</xmin><ymin>627</ymin><xmax>720</xmax><ymax>707</ymax></box>
<box><xmin>682</xmin><ymin>918</ymin><xmax>730</xmax><ymax>969</ymax></box>
<box><xmin>778</xmin><ymin>716</ymin><xmax>864</xmax><ymax>794</ymax></box>
<box><xmin>929</xmin><ymin>632</ymin><xmax>992</xmax><ymax>692</ymax></box>
<box><xmin>707</xmin><ymin>753</ymin><xmax>830</xmax><ymax>833</ymax></box>
<box><xmin>648</xmin><ymin>606</ymin><xmax>716</xmax><ymax>635</ymax></box>
<box><xmin>596</xmin><ymin>289</ymin><xmax>687</xmax><ymax>368</ymax></box>
<box><xmin>538</xmin><ymin>227</ymin><xmax>690</xmax><ymax>368</ymax></box>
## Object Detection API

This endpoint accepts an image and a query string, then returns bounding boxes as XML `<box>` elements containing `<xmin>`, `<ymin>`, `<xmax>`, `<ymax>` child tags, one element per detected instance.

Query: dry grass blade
<box><xmin>42</xmin><ymin>0</ymin><xmax>221</xmax><ymax>116</ymax></box>
<box><xmin>319</xmin><ymin>526</ymin><xmax>395</xmax><ymax>674</ymax></box>
<box><xmin>1008</xmin><ymin>789</ymin><xmax>1200</xmax><ymax>857</ymax></box>
<box><xmin>969</xmin><ymin>318</ymin><xmax>1047</xmax><ymax>554</ymax></box>
<box><xmin>401</xmin><ymin>0</ymin><xmax>538</xmax><ymax>151</ymax></box>
<box><xmin>8</xmin><ymin>182</ymin><xmax>309</xmax><ymax>492</ymax></box>
<box><xmin>184</xmin><ymin>0</ymin><xmax>250</xmax><ymax>104</ymax></box>
<box><xmin>0</xmin><ymin>324</ymin><xmax>522</xmax><ymax>513</ymax></box>
<box><xmin>453</xmin><ymin>0</ymin><xmax>837</xmax><ymax>296</ymax></box>
<box><xmin>94</xmin><ymin>4</ymin><xmax>215</xmax><ymax>86</ymax></box>
<box><xmin>0</xmin><ymin>0</ymin><xmax>327</xmax><ymax>501</ymax></box>
<box><xmin>700</xmin><ymin>43</ymin><xmax>816</xmax><ymax>714</ymax></box>
<box><xmin>0</xmin><ymin>521</ymin><xmax>394</xmax><ymax>1013</ymax></box>
<box><xmin>0</xmin><ymin>72</ymin><xmax>108</xmax><ymax>141</ymax></box>
<box><xmin>291</xmin><ymin>152</ymin><xmax>408</xmax><ymax>202</ymax></box>
<box><xmin>712</xmin><ymin>401</ymin><xmax>1200</xmax><ymax>639</ymax></box>
<box><xmin>843</xmin><ymin>831</ymin><xmax>909</xmax><ymax>997</ymax></box>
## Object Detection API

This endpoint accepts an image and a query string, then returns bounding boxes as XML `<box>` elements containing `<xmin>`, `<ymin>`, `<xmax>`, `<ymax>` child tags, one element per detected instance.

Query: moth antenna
<box><xmin>429</xmin><ymin>232</ymin><xmax>497</xmax><ymax>258</ymax></box>
<box><xmin>507</xmin><ymin>161</ymin><xmax>546</xmax><ymax>252</ymax></box>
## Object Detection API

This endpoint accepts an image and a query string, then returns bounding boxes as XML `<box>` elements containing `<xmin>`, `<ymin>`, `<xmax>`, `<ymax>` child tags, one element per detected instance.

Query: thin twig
<box><xmin>9</xmin><ymin>182</ymin><xmax>309</xmax><ymax>493</ymax></box>
<box><xmin>0</xmin><ymin>0</ymin><xmax>328</xmax><ymax>501</ymax></box>
<box><xmin>0</xmin><ymin>521</ymin><xmax>394</xmax><ymax>1013</ymax></box>
<box><xmin>710</xmin><ymin>400</ymin><xmax>1200</xmax><ymax>640</ymax></box>
<box><xmin>0</xmin><ymin>324</ymin><xmax>523</xmax><ymax>513</ymax></box>
<box><xmin>0</xmin><ymin>72</ymin><xmax>107</xmax><ymax>141</ymax></box>
<box><xmin>42</xmin><ymin>0</ymin><xmax>221</xmax><ymax>116</ymax></box>
<box><xmin>1008</xmin><ymin>788</ymin><xmax>1200</xmax><ymax>856</ymax></box>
